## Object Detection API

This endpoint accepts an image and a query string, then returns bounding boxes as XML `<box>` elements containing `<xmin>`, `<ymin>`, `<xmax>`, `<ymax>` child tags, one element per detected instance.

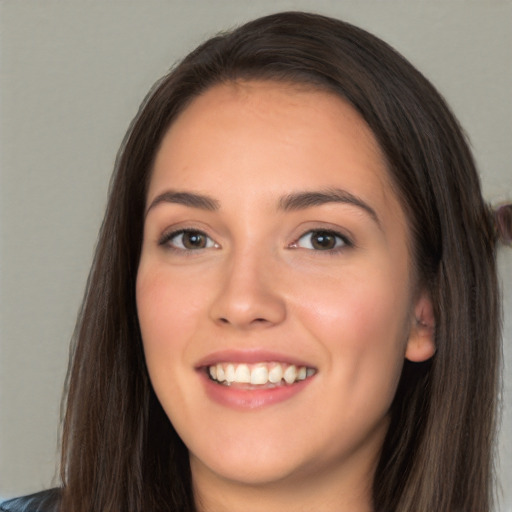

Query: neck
<box><xmin>191</xmin><ymin>452</ymin><xmax>376</xmax><ymax>512</ymax></box>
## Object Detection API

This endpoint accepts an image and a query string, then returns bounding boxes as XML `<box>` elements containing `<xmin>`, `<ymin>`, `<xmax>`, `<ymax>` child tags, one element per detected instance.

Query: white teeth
<box><xmin>283</xmin><ymin>365</ymin><xmax>297</xmax><ymax>384</ymax></box>
<box><xmin>234</xmin><ymin>364</ymin><xmax>251</xmax><ymax>383</ymax></box>
<box><xmin>250</xmin><ymin>365</ymin><xmax>269</xmax><ymax>385</ymax></box>
<box><xmin>216</xmin><ymin>363</ymin><xmax>225</xmax><ymax>382</ymax></box>
<box><xmin>225</xmin><ymin>364</ymin><xmax>236</xmax><ymax>383</ymax></box>
<box><xmin>268</xmin><ymin>365</ymin><xmax>283</xmax><ymax>384</ymax></box>
<box><xmin>207</xmin><ymin>362</ymin><xmax>315</xmax><ymax>386</ymax></box>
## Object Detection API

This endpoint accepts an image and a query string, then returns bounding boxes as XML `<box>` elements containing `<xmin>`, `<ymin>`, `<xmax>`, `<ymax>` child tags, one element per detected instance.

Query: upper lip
<box><xmin>195</xmin><ymin>349</ymin><xmax>316</xmax><ymax>370</ymax></box>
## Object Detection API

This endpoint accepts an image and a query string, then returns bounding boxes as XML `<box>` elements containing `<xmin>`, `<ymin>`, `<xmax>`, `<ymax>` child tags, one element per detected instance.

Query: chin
<box><xmin>190</xmin><ymin>448</ymin><xmax>310</xmax><ymax>487</ymax></box>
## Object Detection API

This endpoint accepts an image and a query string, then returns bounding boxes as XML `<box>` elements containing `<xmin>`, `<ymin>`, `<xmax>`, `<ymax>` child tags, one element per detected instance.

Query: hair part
<box><xmin>60</xmin><ymin>11</ymin><xmax>502</xmax><ymax>512</ymax></box>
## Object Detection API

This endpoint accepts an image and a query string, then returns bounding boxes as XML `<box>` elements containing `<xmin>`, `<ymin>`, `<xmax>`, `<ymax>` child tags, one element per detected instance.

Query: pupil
<box><xmin>312</xmin><ymin>232</ymin><xmax>335</xmax><ymax>250</ymax></box>
<box><xmin>184</xmin><ymin>232</ymin><xmax>205</xmax><ymax>249</ymax></box>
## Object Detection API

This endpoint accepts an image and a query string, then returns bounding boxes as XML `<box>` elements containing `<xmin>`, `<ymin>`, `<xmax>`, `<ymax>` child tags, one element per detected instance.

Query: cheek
<box><xmin>136</xmin><ymin>265</ymin><xmax>212</xmax><ymax>419</ymax></box>
<box><xmin>292</xmin><ymin>268</ymin><xmax>410</xmax><ymax>392</ymax></box>
<box><xmin>296</xmin><ymin>268</ymin><xmax>408</xmax><ymax>345</ymax></box>
<box><xmin>136</xmin><ymin>265</ymin><xmax>209</xmax><ymax>350</ymax></box>
<box><xmin>136</xmin><ymin>269</ymin><xmax>200</xmax><ymax>402</ymax></box>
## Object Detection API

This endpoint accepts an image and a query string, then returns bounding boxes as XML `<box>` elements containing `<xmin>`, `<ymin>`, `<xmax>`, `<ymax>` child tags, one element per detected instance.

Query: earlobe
<box><xmin>405</xmin><ymin>290</ymin><xmax>436</xmax><ymax>362</ymax></box>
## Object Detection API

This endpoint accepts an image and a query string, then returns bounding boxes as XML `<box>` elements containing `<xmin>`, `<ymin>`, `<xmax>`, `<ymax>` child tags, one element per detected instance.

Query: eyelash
<box><xmin>158</xmin><ymin>228</ymin><xmax>353</xmax><ymax>253</ymax></box>
<box><xmin>291</xmin><ymin>229</ymin><xmax>353</xmax><ymax>253</ymax></box>
<box><xmin>158</xmin><ymin>228</ymin><xmax>217</xmax><ymax>252</ymax></box>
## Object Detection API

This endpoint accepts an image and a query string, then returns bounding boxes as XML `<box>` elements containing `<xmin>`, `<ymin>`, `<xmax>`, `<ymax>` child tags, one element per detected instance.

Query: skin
<box><xmin>136</xmin><ymin>81</ymin><xmax>435</xmax><ymax>512</ymax></box>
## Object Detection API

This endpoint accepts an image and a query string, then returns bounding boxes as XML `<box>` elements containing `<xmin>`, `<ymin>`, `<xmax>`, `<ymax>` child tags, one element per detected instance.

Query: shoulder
<box><xmin>0</xmin><ymin>489</ymin><xmax>61</xmax><ymax>512</ymax></box>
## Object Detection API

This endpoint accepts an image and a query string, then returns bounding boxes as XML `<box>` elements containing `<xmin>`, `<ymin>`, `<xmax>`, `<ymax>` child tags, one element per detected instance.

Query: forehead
<box><xmin>149</xmin><ymin>80</ymin><xmax>404</xmax><ymax>226</ymax></box>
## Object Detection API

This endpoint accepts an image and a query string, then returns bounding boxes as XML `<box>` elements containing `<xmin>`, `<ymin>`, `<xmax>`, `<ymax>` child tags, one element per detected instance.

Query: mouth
<box><xmin>206</xmin><ymin>362</ymin><xmax>316</xmax><ymax>388</ymax></box>
<box><xmin>196</xmin><ymin>350</ymin><xmax>318</xmax><ymax>409</ymax></box>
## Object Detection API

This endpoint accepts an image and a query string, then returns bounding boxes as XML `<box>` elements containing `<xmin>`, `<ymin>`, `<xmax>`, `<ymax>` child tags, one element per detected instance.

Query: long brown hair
<box><xmin>60</xmin><ymin>11</ymin><xmax>503</xmax><ymax>512</ymax></box>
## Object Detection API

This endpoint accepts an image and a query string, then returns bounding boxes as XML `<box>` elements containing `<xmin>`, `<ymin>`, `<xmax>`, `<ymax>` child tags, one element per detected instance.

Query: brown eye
<box><xmin>162</xmin><ymin>229</ymin><xmax>217</xmax><ymax>250</ymax></box>
<box><xmin>182</xmin><ymin>231</ymin><xmax>208</xmax><ymax>249</ymax></box>
<box><xmin>296</xmin><ymin>230</ymin><xmax>349</xmax><ymax>251</ymax></box>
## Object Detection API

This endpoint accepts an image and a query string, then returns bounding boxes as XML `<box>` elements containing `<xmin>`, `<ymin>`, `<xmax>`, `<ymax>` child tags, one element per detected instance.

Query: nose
<box><xmin>209</xmin><ymin>249</ymin><xmax>287</xmax><ymax>329</ymax></box>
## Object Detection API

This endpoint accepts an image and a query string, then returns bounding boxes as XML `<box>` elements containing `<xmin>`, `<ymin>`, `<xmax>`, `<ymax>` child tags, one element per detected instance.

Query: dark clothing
<box><xmin>0</xmin><ymin>489</ymin><xmax>60</xmax><ymax>512</ymax></box>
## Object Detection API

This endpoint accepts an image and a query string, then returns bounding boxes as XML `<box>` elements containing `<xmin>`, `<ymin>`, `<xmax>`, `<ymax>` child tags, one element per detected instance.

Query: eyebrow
<box><xmin>146</xmin><ymin>190</ymin><xmax>220</xmax><ymax>216</ymax></box>
<box><xmin>278</xmin><ymin>188</ymin><xmax>380</xmax><ymax>227</ymax></box>
<box><xmin>145</xmin><ymin>187</ymin><xmax>380</xmax><ymax>227</ymax></box>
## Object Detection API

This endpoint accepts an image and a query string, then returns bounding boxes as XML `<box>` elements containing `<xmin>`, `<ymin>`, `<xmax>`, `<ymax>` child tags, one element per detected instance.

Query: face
<box><xmin>136</xmin><ymin>81</ymin><xmax>435</xmax><ymax>496</ymax></box>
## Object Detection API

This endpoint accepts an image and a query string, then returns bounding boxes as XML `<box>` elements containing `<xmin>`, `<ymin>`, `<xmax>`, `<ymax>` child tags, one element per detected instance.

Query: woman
<box><xmin>2</xmin><ymin>11</ymin><xmax>510</xmax><ymax>512</ymax></box>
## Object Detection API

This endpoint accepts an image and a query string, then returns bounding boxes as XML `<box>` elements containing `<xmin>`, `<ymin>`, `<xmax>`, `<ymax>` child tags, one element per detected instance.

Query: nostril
<box><xmin>210</xmin><ymin>289</ymin><xmax>287</xmax><ymax>328</ymax></box>
<box><xmin>217</xmin><ymin>317</ymin><xmax>270</xmax><ymax>326</ymax></box>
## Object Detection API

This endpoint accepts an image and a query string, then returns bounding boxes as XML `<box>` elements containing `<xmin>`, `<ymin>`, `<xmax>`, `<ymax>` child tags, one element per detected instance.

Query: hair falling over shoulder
<box><xmin>58</xmin><ymin>11</ymin><xmax>508</xmax><ymax>512</ymax></box>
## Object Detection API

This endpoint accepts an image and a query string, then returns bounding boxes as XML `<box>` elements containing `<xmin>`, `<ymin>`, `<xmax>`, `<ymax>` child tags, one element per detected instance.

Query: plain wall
<box><xmin>1</xmin><ymin>0</ymin><xmax>511</xmax><ymax>508</ymax></box>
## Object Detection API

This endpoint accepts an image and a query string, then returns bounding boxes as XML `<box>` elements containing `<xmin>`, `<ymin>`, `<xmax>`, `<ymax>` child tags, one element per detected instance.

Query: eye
<box><xmin>160</xmin><ymin>229</ymin><xmax>217</xmax><ymax>251</ymax></box>
<box><xmin>294</xmin><ymin>230</ymin><xmax>351</xmax><ymax>251</ymax></box>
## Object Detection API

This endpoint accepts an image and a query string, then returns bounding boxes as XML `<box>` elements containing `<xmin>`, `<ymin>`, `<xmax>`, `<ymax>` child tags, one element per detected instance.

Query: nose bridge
<box><xmin>210</xmin><ymin>241</ymin><xmax>286</xmax><ymax>328</ymax></box>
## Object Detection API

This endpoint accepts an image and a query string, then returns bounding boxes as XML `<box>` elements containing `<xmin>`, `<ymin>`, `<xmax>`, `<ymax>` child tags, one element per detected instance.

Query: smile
<box><xmin>197</xmin><ymin>351</ymin><xmax>318</xmax><ymax>409</ymax></box>
<box><xmin>208</xmin><ymin>362</ymin><xmax>316</xmax><ymax>387</ymax></box>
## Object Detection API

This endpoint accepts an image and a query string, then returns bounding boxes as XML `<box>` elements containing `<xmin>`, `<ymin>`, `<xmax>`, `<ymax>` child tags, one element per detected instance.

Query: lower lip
<box><xmin>200</xmin><ymin>372</ymin><xmax>314</xmax><ymax>410</ymax></box>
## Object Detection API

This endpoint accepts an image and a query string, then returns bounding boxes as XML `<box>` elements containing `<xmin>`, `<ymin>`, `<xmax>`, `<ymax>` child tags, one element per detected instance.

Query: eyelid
<box><xmin>156</xmin><ymin>224</ymin><xmax>353</xmax><ymax>253</ymax></box>
<box><xmin>290</xmin><ymin>228</ymin><xmax>354</xmax><ymax>251</ymax></box>
<box><xmin>158</xmin><ymin>228</ymin><xmax>219</xmax><ymax>251</ymax></box>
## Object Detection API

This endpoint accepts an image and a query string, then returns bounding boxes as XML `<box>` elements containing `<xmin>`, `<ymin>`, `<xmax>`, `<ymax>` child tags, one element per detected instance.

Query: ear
<box><xmin>405</xmin><ymin>290</ymin><xmax>436</xmax><ymax>362</ymax></box>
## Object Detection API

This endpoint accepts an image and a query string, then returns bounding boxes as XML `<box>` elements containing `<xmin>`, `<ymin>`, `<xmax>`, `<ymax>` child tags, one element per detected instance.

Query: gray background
<box><xmin>1</xmin><ymin>0</ymin><xmax>511</xmax><ymax>509</ymax></box>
